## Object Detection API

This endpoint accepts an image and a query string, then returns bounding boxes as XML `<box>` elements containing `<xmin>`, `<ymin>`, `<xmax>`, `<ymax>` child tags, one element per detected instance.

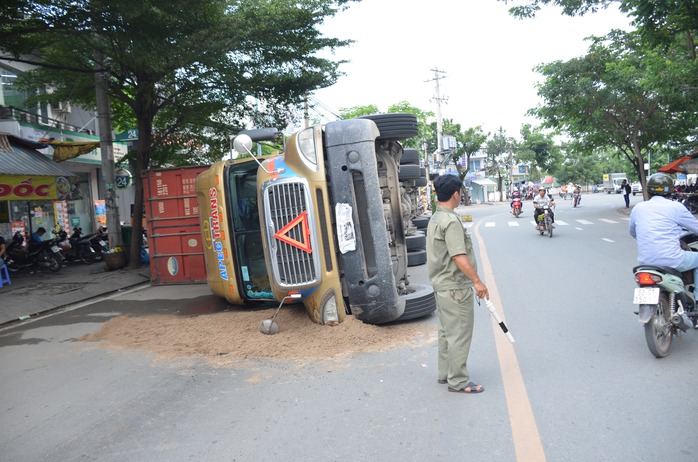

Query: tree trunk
<box><xmin>127</xmin><ymin>101</ymin><xmax>154</xmax><ymax>269</ymax></box>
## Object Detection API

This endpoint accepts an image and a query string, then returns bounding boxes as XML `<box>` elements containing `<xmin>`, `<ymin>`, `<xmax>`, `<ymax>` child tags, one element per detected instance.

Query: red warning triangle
<box><xmin>273</xmin><ymin>210</ymin><xmax>312</xmax><ymax>254</ymax></box>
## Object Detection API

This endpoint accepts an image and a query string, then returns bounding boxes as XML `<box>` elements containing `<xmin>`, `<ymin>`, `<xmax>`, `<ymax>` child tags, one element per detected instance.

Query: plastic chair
<box><xmin>0</xmin><ymin>264</ymin><xmax>10</xmax><ymax>288</ymax></box>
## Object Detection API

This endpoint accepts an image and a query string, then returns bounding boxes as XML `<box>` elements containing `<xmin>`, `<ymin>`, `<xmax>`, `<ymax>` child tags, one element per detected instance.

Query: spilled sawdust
<box><xmin>79</xmin><ymin>306</ymin><xmax>435</xmax><ymax>366</ymax></box>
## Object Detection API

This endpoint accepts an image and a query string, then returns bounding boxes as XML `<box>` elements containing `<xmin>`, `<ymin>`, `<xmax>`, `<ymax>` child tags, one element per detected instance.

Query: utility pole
<box><xmin>426</xmin><ymin>68</ymin><xmax>448</xmax><ymax>168</ymax></box>
<box><xmin>94</xmin><ymin>50</ymin><xmax>123</xmax><ymax>249</ymax></box>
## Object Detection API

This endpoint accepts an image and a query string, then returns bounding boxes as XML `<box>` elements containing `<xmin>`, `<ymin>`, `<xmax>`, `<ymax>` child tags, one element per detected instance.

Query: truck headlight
<box><xmin>321</xmin><ymin>289</ymin><xmax>339</xmax><ymax>325</ymax></box>
<box><xmin>296</xmin><ymin>127</ymin><xmax>318</xmax><ymax>172</ymax></box>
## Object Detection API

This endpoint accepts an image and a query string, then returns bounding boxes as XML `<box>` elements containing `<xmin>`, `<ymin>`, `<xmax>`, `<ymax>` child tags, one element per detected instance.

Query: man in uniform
<box><xmin>426</xmin><ymin>174</ymin><xmax>489</xmax><ymax>394</ymax></box>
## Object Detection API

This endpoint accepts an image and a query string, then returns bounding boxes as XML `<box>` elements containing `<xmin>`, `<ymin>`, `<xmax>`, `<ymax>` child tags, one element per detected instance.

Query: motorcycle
<box><xmin>633</xmin><ymin>233</ymin><xmax>698</xmax><ymax>358</ymax></box>
<box><xmin>535</xmin><ymin>204</ymin><xmax>554</xmax><ymax>238</ymax></box>
<box><xmin>71</xmin><ymin>227</ymin><xmax>107</xmax><ymax>262</ymax></box>
<box><xmin>511</xmin><ymin>197</ymin><xmax>522</xmax><ymax>218</ymax></box>
<box><xmin>56</xmin><ymin>227</ymin><xmax>98</xmax><ymax>264</ymax></box>
<box><xmin>572</xmin><ymin>192</ymin><xmax>580</xmax><ymax>208</ymax></box>
<box><xmin>4</xmin><ymin>231</ymin><xmax>63</xmax><ymax>273</ymax></box>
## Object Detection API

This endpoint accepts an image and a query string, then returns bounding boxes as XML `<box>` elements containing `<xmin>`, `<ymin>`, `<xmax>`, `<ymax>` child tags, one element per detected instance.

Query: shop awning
<box><xmin>40</xmin><ymin>138</ymin><xmax>101</xmax><ymax>162</ymax></box>
<box><xmin>473</xmin><ymin>178</ymin><xmax>497</xmax><ymax>186</ymax></box>
<box><xmin>0</xmin><ymin>132</ymin><xmax>75</xmax><ymax>177</ymax></box>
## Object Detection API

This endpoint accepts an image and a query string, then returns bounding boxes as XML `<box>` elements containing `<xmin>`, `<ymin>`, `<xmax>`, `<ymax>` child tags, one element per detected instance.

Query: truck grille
<box><xmin>265</xmin><ymin>180</ymin><xmax>319</xmax><ymax>287</ymax></box>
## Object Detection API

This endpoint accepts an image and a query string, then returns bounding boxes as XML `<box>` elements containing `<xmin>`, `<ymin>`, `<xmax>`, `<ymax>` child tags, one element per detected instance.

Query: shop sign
<box><xmin>0</xmin><ymin>175</ymin><xmax>58</xmax><ymax>200</ymax></box>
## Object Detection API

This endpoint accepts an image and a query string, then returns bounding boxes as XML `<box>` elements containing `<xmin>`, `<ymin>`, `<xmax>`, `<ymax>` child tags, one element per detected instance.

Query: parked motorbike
<box><xmin>511</xmin><ymin>198</ymin><xmax>522</xmax><ymax>218</ymax></box>
<box><xmin>4</xmin><ymin>231</ymin><xmax>63</xmax><ymax>273</ymax></box>
<box><xmin>632</xmin><ymin>233</ymin><xmax>698</xmax><ymax>358</ymax></box>
<box><xmin>572</xmin><ymin>192</ymin><xmax>580</xmax><ymax>208</ymax></box>
<box><xmin>56</xmin><ymin>227</ymin><xmax>98</xmax><ymax>264</ymax></box>
<box><xmin>535</xmin><ymin>204</ymin><xmax>554</xmax><ymax>238</ymax></box>
<box><xmin>70</xmin><ymin>227</ymin><xmax>107</xmax><ymax>262</ymax></box>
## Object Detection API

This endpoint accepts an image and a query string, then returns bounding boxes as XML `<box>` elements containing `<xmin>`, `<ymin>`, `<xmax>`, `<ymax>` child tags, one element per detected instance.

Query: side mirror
<box><xmin>233</xmin><ymin>134</ymin><xmax>253</xmax><ymax>156</ymax></box>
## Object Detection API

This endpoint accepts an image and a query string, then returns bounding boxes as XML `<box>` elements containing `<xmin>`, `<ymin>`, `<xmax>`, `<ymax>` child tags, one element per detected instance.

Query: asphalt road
<box><xmin>1</xmin><ymin>192</ymin><xmax>697</xmax><ymax>461</ymax></box>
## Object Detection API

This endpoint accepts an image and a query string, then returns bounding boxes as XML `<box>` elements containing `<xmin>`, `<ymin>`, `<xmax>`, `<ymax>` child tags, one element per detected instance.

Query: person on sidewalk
<box><xmin>622</xmin><ymin>180</ymin><xmax>631</xmax><ymax>208</ymax></box>
<box><xmin>0</xmin><ymin>234</ymin><xmax>6</xmax><ymax>269</ymax></box>
<box><xmin>426</xmin><ymin>174</ymin><xmax>489</xmax><ymax>394</ymax></box>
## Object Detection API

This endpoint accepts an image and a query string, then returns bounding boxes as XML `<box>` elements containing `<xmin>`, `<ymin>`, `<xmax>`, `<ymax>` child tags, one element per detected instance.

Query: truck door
<box><xmin>226</xmin><ymin>162</ymin><xmax>273</xmax><ymax>299</ymax></box>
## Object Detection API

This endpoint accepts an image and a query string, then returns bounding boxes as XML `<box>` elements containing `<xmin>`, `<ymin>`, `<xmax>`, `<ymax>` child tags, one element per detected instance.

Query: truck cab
<box><xmin>196</xmin><ymin>115</ymin><xmax>436</xmax><ymax>326</ymax></box>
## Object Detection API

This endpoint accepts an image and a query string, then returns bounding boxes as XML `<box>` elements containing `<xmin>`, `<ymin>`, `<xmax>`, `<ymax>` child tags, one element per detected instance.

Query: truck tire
<box><xmin>407</xmin><ymin>248</ymin><xmax>427</xmax><ymax>266</ymax></box>
<box><xmin>399</xmin><ymin>164</ymin><xmax>421</xmax><ymax>181</ymax></box>
<box><xmin>406</xmin><ymin>231</ymin><xmax>426</xmax><ymax>251</ymax></box>
<box><xmin>400</xmin><ymin>148</ymin><xmax>420</xmax><ymax>165</ymax></box>
<box><xmin>412</xmin><ymin>215</ymin><xmax>431</xmax><ymax>229</ymax></box>
<box><xmin>360</xmin><ymin>113</ymin><xmax>419</xmax><ymax>141</ymax></box>
<box><xmin>414</xmin><ymin>177</ymin><xmax>427</xmax><ymax>187</ymax></box>
<box><xmin>394</xmin><ymin>283</ymin><xmax>437</xmax><ymax>322</ymax></box>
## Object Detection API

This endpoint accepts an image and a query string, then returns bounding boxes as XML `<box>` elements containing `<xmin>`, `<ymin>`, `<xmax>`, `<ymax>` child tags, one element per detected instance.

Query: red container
<box><xmin>143</xmin><ymin>166</ymin><xmax>210</xmax><ymax>285</ymax></box>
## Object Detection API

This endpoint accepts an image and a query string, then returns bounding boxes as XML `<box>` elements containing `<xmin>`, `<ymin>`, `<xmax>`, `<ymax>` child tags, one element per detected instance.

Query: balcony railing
<box><xmin>0</xmin><ymin>105</ymin><xmax>94</xmax><ymax>136</ymax></box>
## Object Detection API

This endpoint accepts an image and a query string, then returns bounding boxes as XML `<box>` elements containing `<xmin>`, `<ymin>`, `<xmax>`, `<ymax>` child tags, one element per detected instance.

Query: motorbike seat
<box><xmin>633</xmin><ymin>265</ymin><xmax>683</xmax><ymax>278</ymax></box>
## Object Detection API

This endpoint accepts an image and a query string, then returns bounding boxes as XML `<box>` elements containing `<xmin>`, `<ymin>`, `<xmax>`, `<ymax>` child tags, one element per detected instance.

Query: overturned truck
<box><xmin>195</xmin><ymin>114</ymin><xmax>435</xmax><ymax>325</ymax></box>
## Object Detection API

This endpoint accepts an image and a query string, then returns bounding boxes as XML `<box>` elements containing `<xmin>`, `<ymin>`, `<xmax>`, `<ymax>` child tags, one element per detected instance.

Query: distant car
<box><xmin>632</xmin><ymin>182</ymin><xmax>642</xmax><ymax>196</ymax></box>
<box><xmin>595</xmin><ymin>184</ymin><xmax>605</xmax><ymax>193</ymax></box>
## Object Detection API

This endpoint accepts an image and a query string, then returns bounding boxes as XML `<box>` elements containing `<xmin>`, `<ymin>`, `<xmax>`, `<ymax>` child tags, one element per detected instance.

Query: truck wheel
<box><xmin>400</xmin><ymin>148</ymin><xmax>420</xmax><ymax>165</ymax></box>
<box><xmin>399</xmin><ymin>164</ymin><xmax>421</xmax><ymax>181</ymax></box>
<box><xmin>396</xmin><ymin>284</ymin><xmax>436</xmax><ymax>322</ymax></box>
<box><xmin>412</xmin><ymin>215</ymin><xmax>431</xmax><ymax>229</ymax></box>
<box><xmin>406</xmin><ymin>231</ymin><xmax>426</xmax><ymax>251</ymax></box>
<box><xmin>360</xmin><ymin>113</ymin><xmax>419</xmax><ymax>141</ymax></box>
<box><xmin>407</xmin><ymin>248</ymin><xmax>427</xmax><ymax>266</ymax></box>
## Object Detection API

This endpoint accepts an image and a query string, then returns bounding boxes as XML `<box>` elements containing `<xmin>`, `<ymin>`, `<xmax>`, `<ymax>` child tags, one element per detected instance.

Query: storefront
<box><xmin>0</xmin><ymin>133</ymin><xmax>90</xmax><ymax>242</ymax></box>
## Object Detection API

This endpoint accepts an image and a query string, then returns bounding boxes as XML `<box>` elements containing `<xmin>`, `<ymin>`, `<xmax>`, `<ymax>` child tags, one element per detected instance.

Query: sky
<box><xmin>311</xmin><ymin>0</ymin><xmax>632</xmax><ymax>138</ymax></box>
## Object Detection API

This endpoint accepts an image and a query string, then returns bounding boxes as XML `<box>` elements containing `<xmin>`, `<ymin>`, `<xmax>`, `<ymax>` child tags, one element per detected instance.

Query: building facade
<box><xmin>0</xmin><ymin>59</ymin><xmax>132</xmax><ymax>242</ymax></box>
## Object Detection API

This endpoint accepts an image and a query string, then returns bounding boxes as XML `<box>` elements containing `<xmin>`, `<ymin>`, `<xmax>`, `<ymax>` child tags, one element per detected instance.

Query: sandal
<box><xmin>448</xmin><ymin>382</ymin><xmax>484</xmax><ymax>394</ymax></box>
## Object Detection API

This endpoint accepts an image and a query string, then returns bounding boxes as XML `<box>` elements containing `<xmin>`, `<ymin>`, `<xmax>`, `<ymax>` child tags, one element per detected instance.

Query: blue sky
<box><xmin>312</xmin><ymin>0</ymin><xmax>630</xmax><ymax>138</ymax></box>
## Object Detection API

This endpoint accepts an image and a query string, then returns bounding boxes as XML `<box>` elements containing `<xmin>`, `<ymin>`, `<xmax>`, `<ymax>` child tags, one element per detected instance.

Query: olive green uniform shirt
<box><xmin>426</xmin><ymin>205</ymin><xmax>478</xmax><ymax>290</ymax></box>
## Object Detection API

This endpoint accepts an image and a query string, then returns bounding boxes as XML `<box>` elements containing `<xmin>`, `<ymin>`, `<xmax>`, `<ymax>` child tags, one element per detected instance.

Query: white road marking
<box><xmin>508</xmin><ymin>221</ymin><xmax>520</xmax><ymax>227</ymax></box>
<box><xmin>576</xmin><ymin>219</ymin><xmax>594</xmax><ymax>225</ymax></box>
<box><xmin>575</xmin><ymin>227</ymin><xmax>584</xmax><ymax>231</ymax></box>
<box><xmin>485</xmin><ymin>222</ymin><xmax>496</xmax><ymax>227</ymax></box>
<box><xmin>602</xmin><ymin>238</ymin><xmax>615</xmax><ymax>243</ymax></box>
<box><xmin>555</xmin><ymin>220</ymin><xmax>568</xmax><ymax>226</ymax></box>
<box><xmin>598</xmin><ymin>218</ymin><xmax>619</xmax><ymax>224</ymax></box>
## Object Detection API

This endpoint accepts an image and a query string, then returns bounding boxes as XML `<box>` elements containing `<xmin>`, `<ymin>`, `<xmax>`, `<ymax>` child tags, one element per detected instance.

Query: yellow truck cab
<box><xmin>196</xmin><ymin>114</ymin><xmax>435</xmax><ymax>325</ymax></box>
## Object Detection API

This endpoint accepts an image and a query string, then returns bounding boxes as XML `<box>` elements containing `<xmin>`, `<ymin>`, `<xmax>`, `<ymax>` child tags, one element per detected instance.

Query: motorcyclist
<box><xmin>533</xmin><ymin>186</ymin><xmax>555</xmax><ymax>229</ymax></box>
<box><xmin>630</xmin><ymin>173</ymin><xmax>698</xmax><ymax>307</ymax></box>
<box><xmin>510</xmin><ymin>188</ymin><xmax>523</xmax><ymax>212</ymax></box>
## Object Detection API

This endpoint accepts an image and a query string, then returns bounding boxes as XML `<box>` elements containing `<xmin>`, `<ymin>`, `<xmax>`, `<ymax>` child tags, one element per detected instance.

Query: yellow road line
<box><xmin>473</xmin><ymin>221</ymin><xmax>547</xmax><ymax>462</ymax></box>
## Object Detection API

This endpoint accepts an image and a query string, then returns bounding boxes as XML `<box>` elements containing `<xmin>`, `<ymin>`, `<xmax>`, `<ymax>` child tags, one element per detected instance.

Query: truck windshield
<box><xmin>226</xmin><ymin>162</ymin><xmax>272</xmax><ymax>299</ymax></box>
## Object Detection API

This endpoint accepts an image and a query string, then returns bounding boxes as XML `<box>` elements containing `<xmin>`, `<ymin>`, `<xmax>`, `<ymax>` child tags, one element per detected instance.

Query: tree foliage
<box><xmin>514</xmin><ymin>124</ymin><xmax>562</xmax><ymax>179</ymax></box>
<box><xmin>1</xmin><ymin>0</ymin><xmax>355</xmax><ymax>266</ymax></box>
<box><xmin>532</xmin><ymin>29</ymin><xmax>697</xmax><ymax>198</ymax></box>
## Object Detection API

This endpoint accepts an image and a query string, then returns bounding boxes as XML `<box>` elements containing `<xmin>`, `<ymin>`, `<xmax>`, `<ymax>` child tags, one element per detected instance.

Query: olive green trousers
<box><xmin>436</xmin><ymin>288</ymin><xmax>474</xmax><ymax>389</ymax></box>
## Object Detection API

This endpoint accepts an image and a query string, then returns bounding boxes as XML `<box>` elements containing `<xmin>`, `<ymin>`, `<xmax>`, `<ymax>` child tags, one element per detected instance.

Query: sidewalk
<box><xmin>0</xmin><ymin>260</ymin><xmax>151</xmax><ymax>325</ymax></box>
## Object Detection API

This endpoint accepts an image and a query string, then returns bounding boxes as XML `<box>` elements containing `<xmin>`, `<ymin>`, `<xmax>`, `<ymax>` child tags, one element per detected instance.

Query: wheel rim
<box><xmin>645</xmin><ymin>296</ymin><xmax>673</xmax><ymax>357</ymax></box>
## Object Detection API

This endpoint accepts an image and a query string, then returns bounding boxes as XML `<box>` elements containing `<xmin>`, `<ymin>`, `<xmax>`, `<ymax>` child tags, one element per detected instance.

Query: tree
<box><xmin>1</xmin><ymin>0</ymin><xmax>355</xmax><ymax>267</ymax></box>
<box><xmin>485</xmin><ymin>127</ymin><xmax>515</xmax><ymax>201</ymax></box>
<box><xmin>532</xmin><ymin>30</ymin><xmax>697</xmax><ymax>199</ymax></box>
<box><xmin>514</xmin><ymin>124</ymin><xmax>562</xmax><ymax>179</ymax></box>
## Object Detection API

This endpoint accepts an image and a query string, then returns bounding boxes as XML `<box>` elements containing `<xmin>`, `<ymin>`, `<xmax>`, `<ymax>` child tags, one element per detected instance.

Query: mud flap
<box><xmin>638</xmin><ymin>304</ymin><xmax>654</xmax><ymax>324</ymax></box>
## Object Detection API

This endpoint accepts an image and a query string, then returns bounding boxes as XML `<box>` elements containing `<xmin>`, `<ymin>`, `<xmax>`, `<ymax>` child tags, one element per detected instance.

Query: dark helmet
<box><xmin>646</xmin><ymin>173</ymin><xmax>674</xmax><ymax>196</ymax></box>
